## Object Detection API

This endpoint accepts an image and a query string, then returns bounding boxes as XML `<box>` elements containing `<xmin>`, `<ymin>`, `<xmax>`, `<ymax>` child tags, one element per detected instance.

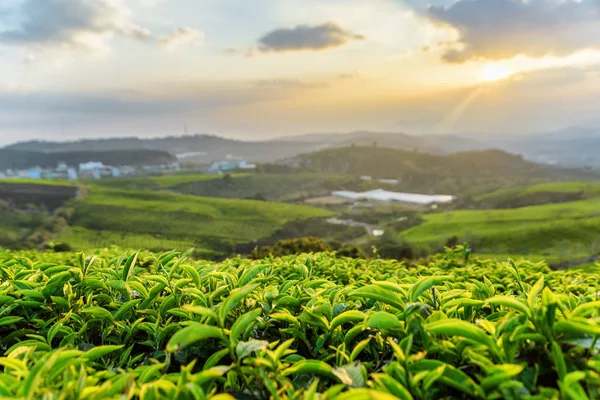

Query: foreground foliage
<box><xmin>0</xmin><ymin>247</ymin><xmax>599</xmax><ymax>399</ymax></box>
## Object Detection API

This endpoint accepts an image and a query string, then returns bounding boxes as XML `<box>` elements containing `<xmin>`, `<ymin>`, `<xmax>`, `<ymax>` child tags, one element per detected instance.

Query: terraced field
<box><xmin>169</xmin><ymin>174</ymin><xmax>372</xmax><ymax>202</ymax></box>
<box><xmin>88</xmin><ymin>174</ymin><xmax>243</xmax><ymax>191</ymax></box>
<box><xmin>58</xmin><ymin>188</ymin><xmax>334</xmax><ymax>254</ymax></box>
<box><xmin>400</xmin><ymin>197</ymin><xmax>600</xmax><ymax>261</ymax></box>
<box><xmin>475</xmin><ymin>181</ymin><xmax>600</xmax><ymax>208</ymax></box>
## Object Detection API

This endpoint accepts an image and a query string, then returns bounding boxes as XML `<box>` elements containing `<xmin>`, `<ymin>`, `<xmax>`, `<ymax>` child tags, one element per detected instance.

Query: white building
<box><xmin>79</xmin><ymin>161</ymin><xmax>105</xmax><ymax>171</ymax></box>
<box><xmin>56</xmin><ymin>162</ymin><xmax>69</xmax><ymax>173</ymax></box>
<box><xmin>27</xmin><ymin>167</ymin><xmax>42</xmax><ymax>180</ymax></box>
<box><xmin>331</xmin><ymin>191</ymin><xmax>364</xmax><ymax>201</ymax></box>
<box><xmin>120</xmin><ymin>166</ymin><xmax>136</xmax><ymax>176</ymax></box>
<box><xmin>208</xmin><ymin>160</ymin><xmax>256</xmax><ymax>174</ymax></box>
<box><xmin>67</xmin><ymin>168</ymin><xmax>78</xmax><ymax>180</ymax></box>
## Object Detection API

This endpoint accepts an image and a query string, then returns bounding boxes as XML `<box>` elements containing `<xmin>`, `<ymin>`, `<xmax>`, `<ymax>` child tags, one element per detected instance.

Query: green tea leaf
<box><xmin>166</xmin><ymin>323</ymin><xmax>225</xmax><ymax>352</ymax></box>
<box><xmin>365</xmin><ymin>311</ymin><xmax>403</xmax><ymax>332</ymax></box>
<box><xmin>236</xmin><ymin>339</ymin><xmax>269</xmax><ymax>359</ymax></box>
<box><xmin>81</xmin><ymin>345</ymin><xmax>123</xmax><ymax>361</ymax></box>
<box><xmin>217</xmin><ymin>284</ymin><xmax>259</xmax><ymax>324</ymax></box>
<box><xmin>487</xmin><ymin>296</ymin><xmax>532</xmax><ymax>319</ymax></box>
<box><xmin>410</xmin><ymin>276</ymin><xmax>449</xmax><ymax>303</ymax></box>
<box><xmin>283</xmin><ymin>360</ymin><xmax>335</xmax><ymax>379</ymax></box>
<box><xmin>425</xmin><ymin>318</ymin><xmax>497</xmax><ymax>354</ymax></box>
<box><xmin>230</xmin><ymin>308</ymin><xmax>262</xmax><ymax>343</ymax></box>
<box><xmin>331</xmin><ymin>310</ymin><xmax>366</xmax><ymax>331</ymax></box>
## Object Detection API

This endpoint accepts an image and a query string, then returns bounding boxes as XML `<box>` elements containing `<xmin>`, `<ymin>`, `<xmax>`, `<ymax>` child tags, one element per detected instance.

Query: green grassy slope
<box><xmin>170</xmin><ymin>173</ymin><xmax>374</xmax><ymax>201</ymax></box>
<box><xmin>0</xmin><ymin>209</ymin><xmax>50</xmax><ymax>247</ymax></box>
<box><xmin>0</xmin><ymin>181</ymin><xmax>77</xmax><ymax>248</ymax></box>
<box><xmin>92</xmin><ymin>172</ymin><xmax>388</xmax><ymax>202</ymax></box>
<box><xmin>299</xmin><ymin>147</ymin><xmax>598</xmax><ymax>194</ymax></box>
<box><xmin>58</xmin><ymin>187</ymin><xmax>334</xmax><ymax>252</ymax></box>
<box><xmin>475</xmin><ymin>181</ymin><xmax>600</xmax><ymax>208</ymax></box>
<box><xmin>400</xmin><ymin>198</ymin><xmax>600</xmax><ymax>259</ymax></box>
<box><xmin>0</xmin><ymin>178</ymin><xmax>76</xmax><ymax>186</ymax></box>
<box><xmin>87</xmin><ymin>173</ymin><xmax>245</xmax><ymax>191</ymax></box>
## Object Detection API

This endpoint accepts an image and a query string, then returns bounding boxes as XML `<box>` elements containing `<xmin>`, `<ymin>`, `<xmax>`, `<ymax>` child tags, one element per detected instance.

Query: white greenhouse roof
<box><xmin>332</xmin><ymin>189</ymin><xmax>455</xmax><ymax>205</ymax></box>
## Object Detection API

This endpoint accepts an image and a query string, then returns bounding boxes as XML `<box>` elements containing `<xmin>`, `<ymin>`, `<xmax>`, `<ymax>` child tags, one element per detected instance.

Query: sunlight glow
<box><xmin>479</xmin><ymin>63</ymin><xmax>514</xmax><ymax>82</ymax></box>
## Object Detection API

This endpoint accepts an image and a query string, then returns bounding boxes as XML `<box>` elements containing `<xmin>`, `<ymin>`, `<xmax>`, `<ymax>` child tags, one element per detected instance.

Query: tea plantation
<box><xmin>0</xmin><ymin>247</ymin><xmax>599</xmax><ymax>399</ymax></box>
<box><xmin>57</xmin><ymin>188</ymin><xmax>333</xmax><ymax>254</ymax></box>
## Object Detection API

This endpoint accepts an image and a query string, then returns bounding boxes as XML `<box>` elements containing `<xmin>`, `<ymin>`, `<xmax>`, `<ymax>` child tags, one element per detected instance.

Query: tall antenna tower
<box><xmin>184</xmin><ymin>123</ymin><xmax>188</xmax><ymax>135</ymax></box>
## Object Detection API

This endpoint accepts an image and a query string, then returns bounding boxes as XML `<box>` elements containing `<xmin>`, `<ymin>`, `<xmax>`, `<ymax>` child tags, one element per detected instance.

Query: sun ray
<box><xmin>479</xmin><ymin>63</ymin><xmax>514</xmax><ymax>82</ymax></box>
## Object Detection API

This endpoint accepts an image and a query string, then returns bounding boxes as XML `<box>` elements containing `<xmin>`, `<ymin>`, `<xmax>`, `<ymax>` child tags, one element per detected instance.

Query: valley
<box><xmin>2</xmin><ymin>144</ymin><xmax>600</xmax><ymax>268</ymax></box>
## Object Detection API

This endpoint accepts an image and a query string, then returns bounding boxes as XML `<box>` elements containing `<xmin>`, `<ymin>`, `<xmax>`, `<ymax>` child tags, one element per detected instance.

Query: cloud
<box><xmin>509</xmin><ymin>67</ymin><xmax>589</xmax><ymax>88</ymax></box>
<box><xmin>258</xmin><ymin>22</ymin><xmax>365</xmax><ymax>53</ymax></box>
<box><xmin>160</xmin><ymin>27</ymin><xmax>204</xmax><ymax>49</ymax></box>
<box><xmin>0</xmin><ymin>0</ymin><xmax>202</xmax><ymax>53</ymax></box>
<box><xmin>427</xmin><ymin>0</ymin><xmax>600</xmax><ymax>63</ymax></box>
<box><xmin>252</xmin><ymin>79</ymin><xmax>328</xmax><ymax>89</ymax></box>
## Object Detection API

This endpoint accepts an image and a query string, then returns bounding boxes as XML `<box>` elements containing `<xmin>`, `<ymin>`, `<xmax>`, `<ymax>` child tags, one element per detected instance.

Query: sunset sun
<box><xmin>479</xmin><ymin>63</ymin><xmax>514</xmax><ymax>82</ymax></box>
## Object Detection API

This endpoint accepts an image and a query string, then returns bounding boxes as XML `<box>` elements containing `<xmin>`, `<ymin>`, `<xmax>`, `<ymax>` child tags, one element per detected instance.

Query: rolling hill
<box><xmin>3</xmin><ymin>135</ymin><xmax>324</xmax><ymax>163</ymax></box>
<box><xmin>400</xmin><ymin>197</ymin><xmax>600</xmax><ymax>263</ymax></box>
<box><xmin>3</xmin><ymin>131</ymin><xmax>485</xmax><ymax>164</ymax></box>
<box><xmin>297</xmin><ymin>147</ymin><xmax>599</xmax><ymax>195</ymax></box>
<box><xmin>57</xmin><ymin>187</ymin><xmax>334</xmax><ymax>257</ymax></box>
<box><xmin>475</xmin><ymin>181</ymin><xmax>600</xmax><ymax>208</ymax></box>
<box><xmin>8</xmin><ymin>127</ymin><xmax>600</xmax><ymax>167</ymax></box>
<box><xmin>278</xmin><ymin>131</ymin><xmax>482</xmax><ymax>153</ymax></box>
<box><xmin>168</xmin><ymin>173</ymin><xmax>391</xmax><ymax>202</ymax></box>
<box><xmin>0</xmin><ymin>181</ymin><xmax>78</xmax><ymax>248</ymax></box>
<box><xmin>0</xmin><ymin>180</ymin><xmax>78</xmax><ymax>210</ymax></box>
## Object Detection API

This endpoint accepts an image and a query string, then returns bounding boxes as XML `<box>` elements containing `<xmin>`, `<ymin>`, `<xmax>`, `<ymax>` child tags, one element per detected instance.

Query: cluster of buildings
<box><xmin>0</xmin><ymin>161</ymin><xmax>180</xmax><ymax>181</ymax></box>
<box><xmin>208</xmin><ymin>159</ymin><xmax>257</xmax><ymax>174</ymax></box>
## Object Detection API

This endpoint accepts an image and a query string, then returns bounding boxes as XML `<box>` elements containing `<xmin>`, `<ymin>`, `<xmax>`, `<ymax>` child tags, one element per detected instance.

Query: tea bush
<box><xmin>0</xmin><ymin>247</ymin><xmax>599</xmax><ymax>399</ymax></box>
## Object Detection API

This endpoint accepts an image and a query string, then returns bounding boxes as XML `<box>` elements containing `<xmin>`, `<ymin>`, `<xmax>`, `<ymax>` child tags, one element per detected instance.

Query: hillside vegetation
<box><xmin>88</xmin><ymin>173</ymin><xmax>236</xmax><ymax>191</ymax></box>
<box><xmin>0</xmin><ymin>181</ymin><xmax>78</xmax><ymax>210</ymax></box>
<box><xmin>300</xmin><ymin>147</ymin><xmax>597</xmax><ymax>194</ymax></box>
<box><xmin>400</xmin><ymin>197</ymin><xmax>600</xmax><ymax>261</ymax></box>
<box><xmin>58</xmin><ymin>188</ymin><xmax>333</xmax><ymax>255</ymax></box>
<box><xmin>475</xmin><ymin>181</ymin><xmax>600</xmax><ymax>208</ymax></box>
<box><xmin>0</xmin><ymin>181</ymin><xmax>78</xmax><ymax>248</ymax></box>
<box><xmin>0</xmin><ymin>208</ymin><xmax>50</xmax><ymax>248</ymax></box>
<box><xmin>90</xmin><ymin>172</ymin><xmax>398</xmax><ymax>203</ymax></box>
<box><xmin>170</xmin><ymin>173</ymin><xmax>384</xmax><ymax>202</ymax></box>
<box><xmin>0</xmin><ymin>248</ymin><xmax>598</xmax><ymax>398</ymax></box>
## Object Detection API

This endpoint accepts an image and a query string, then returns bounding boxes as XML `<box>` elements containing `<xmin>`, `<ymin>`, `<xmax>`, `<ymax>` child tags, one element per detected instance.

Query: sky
<box><xmin>1</xmin><ymin>0</ymin><xmax>600</xmax><ymax>144</ymax></box>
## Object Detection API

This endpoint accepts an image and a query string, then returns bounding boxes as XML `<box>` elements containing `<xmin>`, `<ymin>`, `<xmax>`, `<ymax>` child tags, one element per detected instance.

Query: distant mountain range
<box><xmin>2</xmin><ymin>131</ymin><xmax>482</xmax><ymax>165</ymax></box>
<box><xmin>3</xmin><ymin>135</ymin><xmax>322</xmax><ymax>164</ymax></box>
<box><xmin>276</xmin><ymin>131</ymin><xmax>482</xmax><ymax>154</ymax></box>
<box><xmin>469</xmin><ymin>127</ymin><xmax>600</xmax><ymax>167</ymax></box>
<box><xmin>3</xmin><ymin>126</ymin><xmax>600</xmax><ymax>168</ymax></box>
